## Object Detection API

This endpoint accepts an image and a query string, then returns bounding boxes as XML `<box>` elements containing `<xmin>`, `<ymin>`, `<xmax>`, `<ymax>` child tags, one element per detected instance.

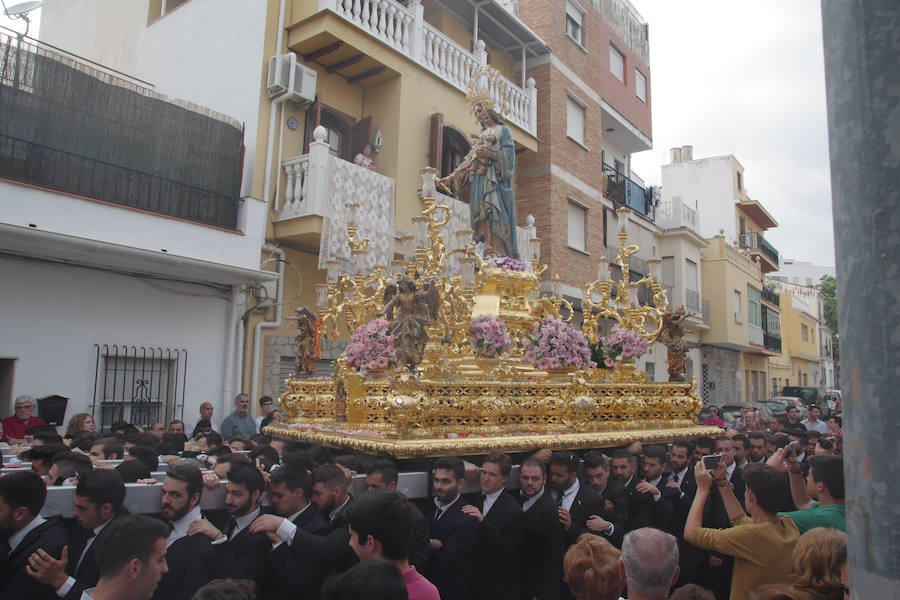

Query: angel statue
<box><xmin>382</xmin><ymin>279</ymin><xmax>439</xmax><ymax>371</ymax></box>
<box><xmin>286</xmin><ymin>307</ymin><xmax>319</xmax><ymax>376</ymax></box>
<box><xmin>658</xmin><ymin>307</ymin><xmax>696</xmax><ymax>382</ymax></box>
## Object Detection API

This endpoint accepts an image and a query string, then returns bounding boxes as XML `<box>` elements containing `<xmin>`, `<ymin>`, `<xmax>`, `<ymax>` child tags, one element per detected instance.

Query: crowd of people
<box><xmin>0</xmin><ymin>393</ymin><xmax>848</xmax><ymax>600</ymax></box>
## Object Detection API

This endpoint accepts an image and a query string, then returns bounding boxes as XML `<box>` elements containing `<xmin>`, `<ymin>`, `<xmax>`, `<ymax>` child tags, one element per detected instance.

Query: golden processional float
<box><xmin>267</xmin><ymin>178</ymin><xmax>720</xmax><ymax>457</ymax></box>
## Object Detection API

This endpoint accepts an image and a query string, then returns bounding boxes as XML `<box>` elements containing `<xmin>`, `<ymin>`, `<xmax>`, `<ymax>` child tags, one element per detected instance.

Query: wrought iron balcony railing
<box><xmin>738</xmin><ymin>231</ymin><xmax>779</xmax><ymax>266</ymax></box>
<box><xmin>764</xmin><ymin>332</ymin><xmax>782</xmax><ymax>352</ymax></box>
<box><xmin>602</xmin><ymin>163</ymin><xmax>650</xmax><ymax>218</ymax></box>
<box><xmin>761</xmin><ymin>286</ymin><xmax>781</xmax><ymax>306</ymax></box>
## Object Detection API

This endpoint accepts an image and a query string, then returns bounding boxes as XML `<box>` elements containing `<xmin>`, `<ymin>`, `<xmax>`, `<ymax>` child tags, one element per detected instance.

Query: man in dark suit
<box><xmin>0</xmin><ymin>471</ymin><xmax>68</xmax><ymax>600</ymax></box>
<box><xmin>364</xmin><ymin>459</ymin><xmax>431</xmax><ymax>572</ymax></box>
<box><xmin>428</xmin><ymin>456</ymin><xmax>478</xmax><ymax>600</ymax></box>
<box><xmin>516</xmin><ymin>456</ymin><xmax>564</xmax><ymax>600</ymax></box>
<box><xmin>610</xmin><ymin>449</ymin><xmax>655</xmax><ymax>533</ymax></box>
<box><xmin>25</xmin><ymin>470</ymin><xmax>126</xmax><ymax>599</ymax></box>
<box><xmin>701</xmin><ymin>436</ymin><xmax>747</xmax><ymax>600</ymax></box>
<box><xmin>152</xmin><ymin>464</ymin><xmax>217</xmax><ymax>600</ymax></box>
<box><xmin>461</xmin><ymin>453</ymin><xmax>523</xmax><ymax>600</ymax></box>
<box><xmin>549</xmin><ymin>451</ymin><xmax>606</xmax><ymax>548</ymax></box>
<box><xmin>641</xmin><ymin>445</ymin><xmax>680</xmax><ymax>531</ymax></box>
<box><xmin>283</xmin><ymin>463</ymin><xmax>357</xmax><ymax>575</ymax></box>
<box><xmin>666</xmin><ymin>440</ymin><xmax>704</xmax><ymax>588</ymax></box>
<box><xmin>249</xmin><ymin>466</ymin><xmax>330</xmax><ymax>600</ymax></box>
<box><xmin>186</xmin><ymin>464</ymin><xmax>269</xmax><ymax>583</ymax></box>
<box><xmin>581</xmin><ymin>451</ymin><xmax>628</xmax><ymax>547</ymax></box>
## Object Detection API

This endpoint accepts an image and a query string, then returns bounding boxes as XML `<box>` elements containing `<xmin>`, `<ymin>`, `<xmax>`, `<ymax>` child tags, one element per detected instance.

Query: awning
<box><xmin>435</xmin><ymin>0</ymin><xmax>550</xmax><ymax>58</ymax></box>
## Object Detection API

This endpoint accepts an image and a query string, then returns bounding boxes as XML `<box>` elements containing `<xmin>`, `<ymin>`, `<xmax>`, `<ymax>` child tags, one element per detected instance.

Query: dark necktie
<box><xmin>75</xmin><ymin>531</ymin><xmax>97</xmax><ymax>573</ymax></box>
<box><xmin>673</xmin><ymin>473</ymin><xmax>680</xmax><ymax>484</ymax></box>
<box><xmin>224</xmin><ymin>518</ymin><xmax>237</xmax><ymax>539</ymax></box>
<box><xmin>434</xmin><ymin>506</ymin><xmax>443</xmax><ymax>521</ymax></box>
<box><xmin>480</xmin><ymin>492</ymin><xmax>487</xmax><ymax>511</ymax></box>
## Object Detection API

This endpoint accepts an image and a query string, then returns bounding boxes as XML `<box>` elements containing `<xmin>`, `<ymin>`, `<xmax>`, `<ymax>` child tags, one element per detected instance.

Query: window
<box><xmin>685</xmin><ymin>259</ymin><xmax>699</xmax><ymax>309</ymax></box>
<box><xmin>645</xmin><ymin>361</ymin><xmax>655</xmax><ymax>381</ymax></box>
<box><xmin>747</xmin><ymin>285</ymin><xmax>761</xmax><ymax>326</ymax></box>
<box><xmin>566</xmin><ymin>95</ymin><xmax>586</xmax><ymax>146</ymax></box>
<box><xmin>737</xmin><ymin>171</ymin><xmax>743</xmax><ymax>191</ymax></box>
<box><xmin>565</xmin><ymin>1</ymin><xmax>584</xmax><ymax>46</ymax></box>
<box><xmin>801</xmin><ymin>324</ymin><xmax>809</xmax><ymax>342</ymax></box>
<box><xmin>567</xmin><ymin>200</ymin><xmax>587</xmax><ymax>252</ymax></box>
<box><xmin>635</xmin><ymin>69</ymin><xmax>647</xmax><ymax>102</ymax></box>
<box><xmin>609</xmin><ymin>46</ymin><xmax>625</xmax><ymax>82</ymax></box>
<box><xmin>734</xmin><ymin>290</ymin><xmax>742</xmax><ymax>313</ymax></box>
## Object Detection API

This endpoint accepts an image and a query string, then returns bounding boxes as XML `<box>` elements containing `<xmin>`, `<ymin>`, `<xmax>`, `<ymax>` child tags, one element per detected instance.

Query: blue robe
<box><xmin>469</xmin><ymin>123</ymin><xmax>518</xmax><ymax>259</ymax></box>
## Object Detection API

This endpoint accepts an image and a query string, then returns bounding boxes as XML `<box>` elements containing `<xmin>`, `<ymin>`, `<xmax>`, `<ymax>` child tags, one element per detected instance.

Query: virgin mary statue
<box><xmin>437</xmin><ymin>102</ymin><xmax>518</xmax><ymax>259</ymax></box>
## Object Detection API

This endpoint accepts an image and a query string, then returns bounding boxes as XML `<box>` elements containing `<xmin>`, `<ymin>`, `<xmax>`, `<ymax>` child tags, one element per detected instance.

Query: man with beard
<box><xmin>249</xmin><ymin>466</ymin><xmax>329</xmax><ymax>600</ymax></box>
<box><xmin>187</xmin><ymin>465</ymin><xmax>269</xmax><ymax>583</ymax></box>
<box><xmin>517</xmin><ymin>457</ymin><xmax>564</xmax><ymax>600</ymax></box>
<box><xmin>0</xmin><ymin>471</ymin><xmax>68</xmax><ymax>599</ymax></box>
<box><xmin>427</xmin><ymin>457</ymin><xmax>478</xmax><ymax>600</ymax></box>
<box><xmin>81</xmin><ymin>515</ymin><xmax>170</xmax><ymax>600</ymax></box>
<box><xmin>259</xmin><ymin>464</ymin><xmax>358</xmax><ymax>576</ymax></box>
<box><xmin>25</xmin><ymin>470</ymin><xmax>126</xmax><ymax>599</ymax></box>
<box><xmin>640</xmin><ymin>445</ymin><xmax>680</xmax><ymax>531</ymax></box>
<box><xmin>219</xmin><ymin>394</ymin><xmax>257</xmax><ymax>439</ymax></box>
<box><xmin>549</xmin><ymin>451</ymin><xmax>605</xmax><ymax>550</ymax></box>
<box><xmin>152</xmin><ymin>464</ymin><xmax>217</xmax><ymax>600</ymax></box>
<box><xmin>666</xmin><ymin>440</ymin><xmax>703</xmax><ymax>588</ymax></box>
<box><xmin>581</xmin><ymin>451</ymin><xmax>628</xmax><ymax>547</ymax></box>
<box><xmin>610</xmin><ymin>450</ymin><xmax>654</xmax><ymax>533</ymax></box>
<box><xmin>747</xmin><ymin>432</ymin><xmax>768</xmax><ymax>464</ymax></box>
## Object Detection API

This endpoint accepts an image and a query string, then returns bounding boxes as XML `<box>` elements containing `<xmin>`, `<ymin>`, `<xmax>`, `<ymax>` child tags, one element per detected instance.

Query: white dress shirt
<box><xmin>481</xmin><ymin>488</ymin><xmax>504</xmax><ymax>516</ymax></box>
<box><xmin>56</xmin><ymin>519</ymin><xmax>113</xmax><ymax>597</ymax></box>
<box><xmin>433</xmin><ymin>494</ymin><xmax>461</xmax><ymax>520</ymax></box>
<box><xmin>166</xmin><ymin>506</ymin><xmax>225</xmax><ymax>548</ymax></box>
<box><xmin>273</xmin><ymin>502</ymin><xmax>313</xmax><ymax>549</ymax></box>
<box><xmin>558</xmin><ymin>478</ymin><xmax>580</xmax><ymax>512</ymax></box>
<box><xmin>522</xmin><ymin>487</ymin><xmax>545</xmax><ymax>512</ymax></box>
<box><xmin>9</xmin><ymin>514</ymin><xmax>46</xmax><ymax>554</ymax></box>
<box><xmin>648</xmin><ymin>475</ymin><xmax>663</xmax><ymax>502</ymax></box>
<box><xmin>230</xmin><ymin>507</ymin><xmax>261</xmax><ymax>540</ymax></box>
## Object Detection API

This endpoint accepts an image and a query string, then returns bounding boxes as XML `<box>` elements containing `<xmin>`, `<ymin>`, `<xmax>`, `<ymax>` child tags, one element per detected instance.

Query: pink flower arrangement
<box><xmin>592</xmin><ymin>325</ymin><xmax>649</xmax><ymax>368</ymax></box>
<box><xmin>487</xmin><ymin>256</ymin><xmax>527</xmax><ymax>271</ymax></box>
<box><xmin>469</xmin><ymin>315</ymin><xmax>513</xmax><ymax>358</ymax></box>
<box><xmin>342</xmin><ymin>318</ymin><xmax>397</xmax><ymax>372</ymax></box>
<box><xmin>522</xmin><ymin>316</ymin><xmax>595</xmax><ymax>370</ymax></box>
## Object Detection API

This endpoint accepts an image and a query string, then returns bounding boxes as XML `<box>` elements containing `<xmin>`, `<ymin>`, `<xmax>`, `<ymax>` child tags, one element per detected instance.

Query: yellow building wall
<box><xmin>777</xmin><ymin>291</ymin><xmax>820</xmax><ymax>389</ymax></box>
<box><xmin>701</xmin><ymin>237</ymin><xmax>761</xmax><ymax>348</ymax></box>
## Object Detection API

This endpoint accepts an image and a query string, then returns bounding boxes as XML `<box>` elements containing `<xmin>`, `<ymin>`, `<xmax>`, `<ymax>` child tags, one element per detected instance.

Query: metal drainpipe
<box><xmin>821</xmin><ymin>1</ymin><xmax>900</xmax><ymax>597</ymax></box>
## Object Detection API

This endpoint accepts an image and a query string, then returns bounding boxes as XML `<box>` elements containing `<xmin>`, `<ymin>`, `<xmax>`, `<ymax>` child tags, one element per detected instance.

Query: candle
<box><xmin>596</xmin><ymin>256</ymin><xmax>609</xmax><ymax>282</ymax></box>
<box><xmin>617</xmin><ymin>207</ymin><xmax>630</xmax><ymax>233</ymax></box>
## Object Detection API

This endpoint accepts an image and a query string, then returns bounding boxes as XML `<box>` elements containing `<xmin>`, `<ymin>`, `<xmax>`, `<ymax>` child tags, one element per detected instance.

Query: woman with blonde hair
<box><xmin>65</xmin><ymin>412</ymin><xmax>96</xmax><ymax>438</ymax></box>
<box><xmin>563</xmin><ymin>533</ymin><xmax>625</xmax><ymax>600</ymax></box>
<box><xmin>752</xmin><ymin>528</ymin><xmax>846</xmax><ymax>600</ymax></box>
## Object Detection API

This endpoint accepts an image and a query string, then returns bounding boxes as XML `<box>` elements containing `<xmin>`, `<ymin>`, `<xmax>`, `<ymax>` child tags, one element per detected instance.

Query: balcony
<box><xmin>738</xmin><ymin>231</ymin><xmax>780</xmax><ymax>273</ymax></box>
<box><xmin>657</xmin><ymin>198</ymin><xmax>698</xmax><ymax>233</ymax></box>
<box><xmin>761</xmin><ymin>286</ymin><xmax>781</xmax><ymax>307</ymax></box>
<box><xmin>764</xmin><ymin>332</ymin><xmax>782</xmax><ymax>352</ymax></box>
<box><xmin>275</xmin><ymin>127</ymin><xmax>395</xmax><ymax>270</ymax></box>
<box><xmin>0</xmin><ymin>32</ymin><xmax>243</xmax><ymax>231</ymax></box>
<box><xmin>308</xmin><ymin>0</ymin><xmax>542</xmax><ymax>136</ymax></box>
<box><xmin>602</xmin><ymin>163</ymin><xmax>651</xmax><ymax>219</ymax></box>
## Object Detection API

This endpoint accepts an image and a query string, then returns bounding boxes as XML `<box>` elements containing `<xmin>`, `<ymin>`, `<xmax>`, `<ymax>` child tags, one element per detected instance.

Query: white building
<box><xmin>769</xmin><ymin>258</ymin><xmax>836</xmax><ymax>288</ymax></box>
<box><xmin>0</xmin><ymin>32</ymin><xmax>272</xmax><ymax>430</ymax></box>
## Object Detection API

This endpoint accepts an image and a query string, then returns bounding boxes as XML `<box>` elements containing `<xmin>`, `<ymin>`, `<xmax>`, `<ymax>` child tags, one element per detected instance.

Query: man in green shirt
<box><xmin>768</xmin><ymin>449</ymin><xmax>846</xmax><ymax>532</ymax></box>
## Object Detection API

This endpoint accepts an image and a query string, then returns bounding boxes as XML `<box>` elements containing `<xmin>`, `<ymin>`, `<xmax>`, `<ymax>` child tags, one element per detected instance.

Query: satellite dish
<box><xmin>3</xmin><ymin>0</ymin><xmax>42</xmax><ymax>17</ymax></box>
<box><xmin>2</xmin><ymin>0</ymin><xmax>41</xmax><ymax>38</ymax></box>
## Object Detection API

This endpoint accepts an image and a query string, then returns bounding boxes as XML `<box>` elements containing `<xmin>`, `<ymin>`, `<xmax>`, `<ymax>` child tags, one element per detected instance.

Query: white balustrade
<box><xmin>320</xmin><ymin>0</ymin><xmax>537</xmax><ymax>135</ymax></box>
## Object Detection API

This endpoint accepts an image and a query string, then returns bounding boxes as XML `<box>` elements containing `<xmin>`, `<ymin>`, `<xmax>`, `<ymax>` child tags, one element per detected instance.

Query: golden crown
<box><xmin>465</xmin><ymin>65</ymin><xmax>498</xmax><ymax>113</ymax></box>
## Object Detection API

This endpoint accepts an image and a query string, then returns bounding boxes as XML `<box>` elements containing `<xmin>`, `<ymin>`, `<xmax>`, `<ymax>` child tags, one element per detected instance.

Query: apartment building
<box><xmin>766</xmin><ymin>280</ymin><xmax>827</xmax><ymax>392</ymax></box>
<box><xmin>0</xmin><ymin>31</ymin><xmax>271</xmax><ymax>425</ymax></box>
<box><xmin>513</xmin><ymin>0</ymin><xmax>653</xmax><ymax>294</ymax></box>
<box><xmin>662</xmin><ymin>149</ymin><xmax>783</xmax><ymax>404</ymax></box>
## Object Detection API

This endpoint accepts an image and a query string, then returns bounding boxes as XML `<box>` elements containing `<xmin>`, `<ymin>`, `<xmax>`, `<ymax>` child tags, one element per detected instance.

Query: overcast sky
<box><xmin>629</xmin><ymin>0</ymin><xmax>835</xmax><ymax>267</ymax></box>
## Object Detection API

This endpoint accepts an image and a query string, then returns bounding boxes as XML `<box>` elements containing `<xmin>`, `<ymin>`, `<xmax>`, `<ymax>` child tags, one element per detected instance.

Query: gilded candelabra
<box><xmin>581</xmin><ymin>207</ymin><xmax>669</xmax><ymax>345</ymax></box>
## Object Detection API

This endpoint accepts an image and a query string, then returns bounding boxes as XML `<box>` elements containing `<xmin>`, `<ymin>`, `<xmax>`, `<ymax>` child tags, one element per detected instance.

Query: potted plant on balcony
<box><xmin>523</xmin><ymin>316</ymin><xmax>595</xmax><ymax>376</ymax></box>
<box><xmin>341</xmin><ymin>318</ymin><xmax>397</xmax><ymax>377</ymax></box>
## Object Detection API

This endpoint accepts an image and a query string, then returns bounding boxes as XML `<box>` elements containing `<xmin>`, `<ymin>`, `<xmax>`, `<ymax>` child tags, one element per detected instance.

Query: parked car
<box><xmin>765</xmin><ymin>396</ymin><xmax>806</xmax><ymax>416</ymax></box>
<box><xmin>715</xmin><ymin>404</ymin><xmax>776</xmax><ymax>429</ymax></box>
<box><xmin>782</xmin><ymin>386</ymin><xmax>830</xmax><ymax>414</ymax></box>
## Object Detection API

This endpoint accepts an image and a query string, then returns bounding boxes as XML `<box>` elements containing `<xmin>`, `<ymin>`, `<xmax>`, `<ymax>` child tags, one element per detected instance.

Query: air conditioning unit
<box><xmin>267</xmin><ymin>53</ymin><xmax>317</xmax><ymax>105</ymax></box>
<box><xmin>734</xmin><ymin>311</ymin><xmax>745</xmax><ymax>324</ymax></box>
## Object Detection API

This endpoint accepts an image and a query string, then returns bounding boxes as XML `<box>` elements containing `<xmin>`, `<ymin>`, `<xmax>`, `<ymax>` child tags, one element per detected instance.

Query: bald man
<box><xmin>187</xmin><ymin>403</ymin><xmax>219</xmax><ymax>436</ymax></box>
